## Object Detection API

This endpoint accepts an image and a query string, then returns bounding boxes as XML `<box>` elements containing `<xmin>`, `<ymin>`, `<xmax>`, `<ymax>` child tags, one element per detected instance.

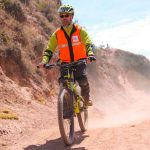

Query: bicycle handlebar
<box><xmin>44</xmin><ymin>59</ymin><xmax>87</xmax><ymax>70</ymax></box>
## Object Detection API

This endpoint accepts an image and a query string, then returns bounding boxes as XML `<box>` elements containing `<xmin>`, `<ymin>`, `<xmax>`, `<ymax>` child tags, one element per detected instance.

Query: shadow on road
<box><xmin>24</xmin><ymin>131</ymin><xmax>89</xmax><ymax>150</ymax></box>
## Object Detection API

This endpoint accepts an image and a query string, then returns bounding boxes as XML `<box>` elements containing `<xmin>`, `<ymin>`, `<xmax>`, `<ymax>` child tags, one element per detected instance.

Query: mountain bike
<box><xmin>44</xmin><ymin>59</ymin><xmax>88</xmax><ymax>145</ymax></box>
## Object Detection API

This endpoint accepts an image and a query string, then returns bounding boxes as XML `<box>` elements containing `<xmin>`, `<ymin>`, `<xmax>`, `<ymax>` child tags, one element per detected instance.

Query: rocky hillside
<box><xmin>0</xmin><ymin>0</ymin><xmax>61</xmax><ymax>80</ymax></box>
<box><xmin>0</xmin><ymin>0</ymin><xmax>61</xmax><ymax>104</ymax></box>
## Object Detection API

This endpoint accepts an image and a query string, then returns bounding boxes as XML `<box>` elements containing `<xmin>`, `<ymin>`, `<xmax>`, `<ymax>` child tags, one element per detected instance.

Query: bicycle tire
<box><xmin>58</xmin><ymin>88</ymin><xmax>75</xmax><ymax>145</ymax></box>
<box><xmin>77</xmin><ymin>101</ymin><xmax>88</xmax><ymax>132</ymax></box>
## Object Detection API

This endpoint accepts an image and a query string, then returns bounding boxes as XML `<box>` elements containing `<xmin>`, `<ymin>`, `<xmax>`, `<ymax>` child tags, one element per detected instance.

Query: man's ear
<box><xmin>71</xmin><ymin>14</ymin><xmax>74</xmax><ymax>19</ymax></box>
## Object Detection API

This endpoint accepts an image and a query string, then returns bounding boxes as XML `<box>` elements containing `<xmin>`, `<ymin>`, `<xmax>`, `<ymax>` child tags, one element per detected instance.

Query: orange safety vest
<box><xmin>56</xmin><ymin>24</ymin><xmax>87</xmax><ymax>62</ymax></box>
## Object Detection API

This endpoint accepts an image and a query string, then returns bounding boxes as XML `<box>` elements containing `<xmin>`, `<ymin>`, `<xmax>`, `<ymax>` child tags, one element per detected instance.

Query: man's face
<box><xmin>59</xmin><ymin>13</ymin><xmax>73</xmax><ymax>26</ymax></box>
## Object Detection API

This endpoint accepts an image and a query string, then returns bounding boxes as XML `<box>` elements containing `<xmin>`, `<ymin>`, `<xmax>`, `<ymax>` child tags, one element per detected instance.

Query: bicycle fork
<box><xmin>65</xmin><ymin>69</ymin><xmax>81</xmax><ymax>117</ymax></box>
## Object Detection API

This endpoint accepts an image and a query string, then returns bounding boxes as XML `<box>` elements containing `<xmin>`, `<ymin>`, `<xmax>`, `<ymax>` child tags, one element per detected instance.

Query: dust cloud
<box><xmin>88</xmin><ymin>76</ymin><xmax>150</xmax><ymax>129</ymax></box>
<box><xmin>89</xmin><ymin>93</ymin><xmax>150</xmax><ymax>129</ymax></box>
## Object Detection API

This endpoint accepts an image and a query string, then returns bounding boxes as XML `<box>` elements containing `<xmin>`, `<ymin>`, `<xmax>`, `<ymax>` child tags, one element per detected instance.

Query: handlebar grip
<box><xmin>45</xmin><ymin>64</ymin><xmax>56</xmax><ymax>69</ymax></box>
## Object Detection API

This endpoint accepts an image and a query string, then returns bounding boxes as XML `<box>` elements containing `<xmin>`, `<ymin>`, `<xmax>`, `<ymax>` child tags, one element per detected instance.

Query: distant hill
<box><xmin>88</xmin><ymin>48</ymin><xmax>150</xmax><ymax>110</ymax></box>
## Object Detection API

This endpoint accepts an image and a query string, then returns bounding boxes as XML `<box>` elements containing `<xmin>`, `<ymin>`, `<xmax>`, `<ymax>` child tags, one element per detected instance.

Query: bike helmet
<box><xmin>58</xmin><ymin>5</ymin><xmax>74</xmax><ymax>15</ymax></box>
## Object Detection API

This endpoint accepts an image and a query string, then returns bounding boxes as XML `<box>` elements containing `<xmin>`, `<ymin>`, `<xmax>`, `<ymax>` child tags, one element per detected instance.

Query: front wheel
<box><xmin>58</xmin><ymin>88</ymin><xmax>74</xmax><ymax>145</ymax></box>
<box><xmin>77</xmin><ymin>99</ymin><xmax>88</xmax><ymax>132</ymax></box>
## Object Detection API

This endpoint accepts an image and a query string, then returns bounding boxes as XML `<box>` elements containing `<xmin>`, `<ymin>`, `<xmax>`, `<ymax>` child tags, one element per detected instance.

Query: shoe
<box><xmin>87</xmin><ymin>100</ymin><xmax>93</xmax><ymax>106</ymax></box>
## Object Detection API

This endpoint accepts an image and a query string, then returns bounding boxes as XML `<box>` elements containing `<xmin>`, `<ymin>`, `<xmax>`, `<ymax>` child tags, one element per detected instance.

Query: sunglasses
<box><xmin>60</xmin><ymin>14</ymin><xmax>69</xmax><ymax>18</ymax></box>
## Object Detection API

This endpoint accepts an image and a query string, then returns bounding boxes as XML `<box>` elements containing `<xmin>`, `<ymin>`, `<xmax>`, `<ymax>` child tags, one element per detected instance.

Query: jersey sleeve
<box><xmin>80</xmin><ymin>27</ymin><xmax>94</xmax><ymax>56</ymax></box>
<box><xmin>42</xmin><ymin>32</ymin><xmax>58</xmax><ymax>63</ymax></box>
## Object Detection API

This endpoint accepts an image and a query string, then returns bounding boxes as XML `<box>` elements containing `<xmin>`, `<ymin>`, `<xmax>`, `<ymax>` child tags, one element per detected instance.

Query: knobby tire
<box><xmin>77</xmin><ymin>101</ymin><xmax>88</xmax><ymax>132</ymax></box>
<box><xmin>58</xmin><ymin>88</ymin><xmax>74</xmax><ymax>145</ymax></box>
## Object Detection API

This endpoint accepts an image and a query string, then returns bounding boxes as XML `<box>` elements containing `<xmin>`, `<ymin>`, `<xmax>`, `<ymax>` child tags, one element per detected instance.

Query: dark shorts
<box><xmin>59</xmin><ymin>62</ymin><xmax>87</xmax><ymax>82</ymax></box>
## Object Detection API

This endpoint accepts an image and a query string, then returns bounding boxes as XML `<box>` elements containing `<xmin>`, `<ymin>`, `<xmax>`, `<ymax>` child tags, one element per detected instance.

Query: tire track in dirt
<box><xmin>9</xmin><ymin>119</ymin><xmax>150</xmax><ymax>150</ymax></box>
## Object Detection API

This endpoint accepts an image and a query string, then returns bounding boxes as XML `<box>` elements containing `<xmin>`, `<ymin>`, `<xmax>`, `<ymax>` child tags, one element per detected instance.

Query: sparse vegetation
<box><xmin>49</xmin><ymin>88</ymin><xmax>56</xmax><ymax>97</ymax></box>
<box><xmin>33</xmin><ymin>38</ymin><xmax>45</xmax><ymax>56</ymax></box>
<box><xmin>13</xmin><ymin>25</ymin><xmax>28</xmax><ymax>46</ymax></box>
<box><xmin>0</xmin><ymin>0</ymin><xmax>61</xmax><ymax>92</ymax></box>
<box><xmin>0</xmin><ymin>109</ymin><xmax>18</xmax><ymax>120</ymax></box>
<box><xmin>34</xmin><ymin>13</ymin><xmax>53</xmax><ymax>35</ymax></box>
<box><xmin>0</xmin><ymin>46</ymin><xmax>30</xmax><ymax>79</ymax></box>
<box><xmin>35</xmin><ymin>0</ymin><xmax>59</xmax><ymax>23</ymax></box>
<box><xmin>36</xmin><ymin>1</ymin><xmax>53</xmax><ymax>21</ymax></box>
<box><xmin>19</xmin><ymin>0</ymin><xmax>29</xmax><ymax>6</ymax></box>
<box><xmin>1</xmin><ymin>0</ymin><xmax>26</xmax><ymax>22</ymax></box>
<box><xmin>4</xmin><ymin>47</ymin><xmax>22</xmax><ymax>64</ymax></box>
<box><xmin>0</xmin><ymin>32</ymin><xmax>8</xmax><ymax>44</ymax></box>
<box><xmin>35</xmin><ymin>95</ymin><xmax>46</xmax><ymax>104</ymax></box>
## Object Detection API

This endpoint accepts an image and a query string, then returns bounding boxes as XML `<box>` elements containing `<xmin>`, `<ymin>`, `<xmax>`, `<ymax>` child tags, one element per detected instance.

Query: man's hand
<box><xmin>37</xmin><ymin>62</ymin><xmax>46</xmax><ymax>68</ymax></box>
<box><xmin>88</xmin><ymin>55</ymin><xmax>96</xmax><ymax>62</ymax></box>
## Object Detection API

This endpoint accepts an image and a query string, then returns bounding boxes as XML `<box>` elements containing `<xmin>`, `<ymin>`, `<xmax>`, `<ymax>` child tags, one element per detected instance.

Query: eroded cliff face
<box><xmin>0</xmin><ymin>0</ymin><xmax>61</xmax><ymax>104</ymax></box>
<box><xmin>0</xmin><ymin>0</ymin><xmax>61</xmax><ymax>81</ymax></box>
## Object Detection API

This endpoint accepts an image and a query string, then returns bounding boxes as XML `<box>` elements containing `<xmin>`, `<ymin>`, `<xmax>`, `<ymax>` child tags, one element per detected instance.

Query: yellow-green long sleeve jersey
<box><xmin>42</xmin><ymin>24</ymin><xmax>94</xmax><ymax>63</ymax></box>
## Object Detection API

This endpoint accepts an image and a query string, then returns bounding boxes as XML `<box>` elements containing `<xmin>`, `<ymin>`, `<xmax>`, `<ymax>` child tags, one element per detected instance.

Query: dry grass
<box><xmin>36</xmin><ymin>96</ymin><xmax>46</xmax><ymax>104</ymax></box>
<box><xmin>0</xmin><ymin>0</ymin><xmax>61</xmax><ymax>89</ymax></box>
<box><xmin>0</xmin><ymin>109</ymin><xmax>18</xmax><ymax>120</ymax></box>
<box><xmin>1</xmin><ymin>0</ymin><xmax>26</xmax><ymax>22</ymax></box>
<box><xmin>49</xmin><ymin>88</ymin><xmax>57</xmax><ymax>97</ymax></box>
<box><xmin>19</xmin><ymin>0</ymin><xmax>29</xmax><ymax>6</ymax></box>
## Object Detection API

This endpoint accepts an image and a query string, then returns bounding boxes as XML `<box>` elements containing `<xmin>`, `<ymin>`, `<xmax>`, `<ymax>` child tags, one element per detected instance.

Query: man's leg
<box><xmin>75</xmin><ymin>64</ymin><xmax>93</xmax><ymax>106</ymax></box>
<box><xmin>77</xmin><ymin>76</ymin><xmax>92</xmax><ymax>105</ymax></box>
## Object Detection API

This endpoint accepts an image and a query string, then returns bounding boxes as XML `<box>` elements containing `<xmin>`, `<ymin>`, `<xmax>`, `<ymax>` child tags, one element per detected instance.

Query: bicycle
<box><xmin>44</xmin><ymin>59</ymin><xmax>88</xmax><ymax>145</ymax></box>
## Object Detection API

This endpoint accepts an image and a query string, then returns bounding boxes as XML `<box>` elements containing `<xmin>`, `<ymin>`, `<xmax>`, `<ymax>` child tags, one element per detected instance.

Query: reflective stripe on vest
<box><xmin>56</xmin><ymin>24</ymin><xmax>87</xmax><ymax>62</ymax></box>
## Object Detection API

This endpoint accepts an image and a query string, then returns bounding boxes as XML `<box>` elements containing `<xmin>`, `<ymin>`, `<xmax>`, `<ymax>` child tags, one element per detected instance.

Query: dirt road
<box><xmin>1</xmin><ymin>71</ymin><xmax>150</xmax><ymax>150</ymax></box>
<box><xmin>1</xmin><ymin>103</ymin><xmax>148</xmax><ymax>150</ymax></box>
<box><xmin>1</xmin><ymin>94</ymin><xmax>150</xmax><ymax>150</ymax></box>
<box><xmin>10</xmin><ymin>120</ymin><xmax>150</xmax><ymax>150</ymax></box>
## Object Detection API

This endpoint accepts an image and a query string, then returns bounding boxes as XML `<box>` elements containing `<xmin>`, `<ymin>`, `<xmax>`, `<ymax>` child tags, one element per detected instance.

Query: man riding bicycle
<box><xmin>38</xmin><ymin>4</ymin><xmax>96</xmax><ymax>106</ymax></box>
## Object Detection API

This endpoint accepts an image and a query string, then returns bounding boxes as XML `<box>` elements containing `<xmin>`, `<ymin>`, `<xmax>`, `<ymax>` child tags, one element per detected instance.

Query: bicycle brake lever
<box><xmin>45</xmin><ymin>64</ymin><xmax>51</xmax><ymax>69</ymax></box>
